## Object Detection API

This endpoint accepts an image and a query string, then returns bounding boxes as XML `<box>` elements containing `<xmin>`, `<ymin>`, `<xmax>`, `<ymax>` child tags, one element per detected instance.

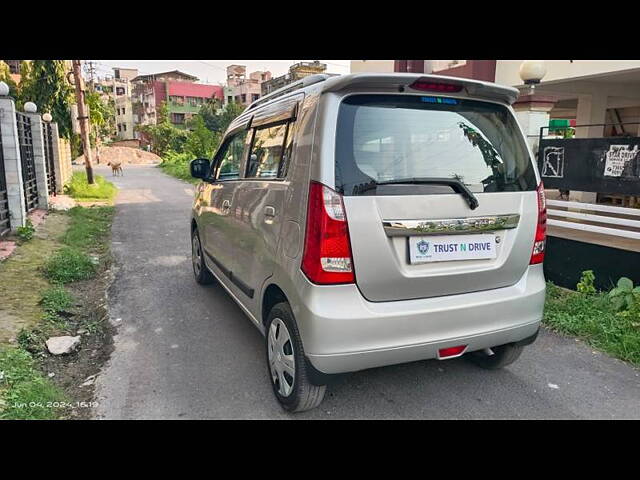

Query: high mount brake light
<box><xmin>301</xmin><ymin>182</ymin><xmax>355</xmax><ymax>285</ymax></box>
<box><xmin>408</xmin><ymin>80</ymin><xmax>463</xmax><ymax>93</ymax></box>
<box><xmin>530</xmin><ymin>182</ymin><xmax>547</xmax><ymax>265</ymax></box>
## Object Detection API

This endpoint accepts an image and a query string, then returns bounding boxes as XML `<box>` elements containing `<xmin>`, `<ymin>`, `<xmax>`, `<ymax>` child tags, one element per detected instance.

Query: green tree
<box><xmin>184</xmin><ymin>114</ymin><xmax>220</xmax><ymax>159</ymax></box>
<box><xmin>199</xmin><ymin>99</ymin><xmax>245</xmax><ymax>134</ymax></box>
<box><xmin>136</xmin><ymin>102</ymin><xmax>188</xmax><ymax>157</ymax></box>
<box><xmin>0</xmin><ymin>61</ymin><xmax>19</xmax><ymax>99</ymax></box>
<box><xmin>85</xmin><ymin>90</ymin><xmax>115</xmax><ymax>146</ymax></box>
<box><xmin>19</xmin><ymin>60</ymin><xmax>74</xmax><ymax>138</ymax></box>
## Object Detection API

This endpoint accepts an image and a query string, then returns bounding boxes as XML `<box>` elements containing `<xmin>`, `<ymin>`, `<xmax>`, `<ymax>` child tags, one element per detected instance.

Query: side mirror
<box><xmin>190</xmin><ymin>158</ymin><xmax>211</xmax><ymax>179</ymax></box>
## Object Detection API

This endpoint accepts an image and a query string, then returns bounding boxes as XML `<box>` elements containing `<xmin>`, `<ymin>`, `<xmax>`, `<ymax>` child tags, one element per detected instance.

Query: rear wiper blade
<box><xmin>362</xmin><ymin>177</ymin><xmax>480</xmax><ymax>210</ymax></box>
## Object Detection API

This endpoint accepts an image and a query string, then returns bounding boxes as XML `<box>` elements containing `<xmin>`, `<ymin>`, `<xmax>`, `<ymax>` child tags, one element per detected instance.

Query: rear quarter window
<box><xmin>335</xmin><ymin>94</ymin><xmax>537</xmax><ymax>196</ymax></box>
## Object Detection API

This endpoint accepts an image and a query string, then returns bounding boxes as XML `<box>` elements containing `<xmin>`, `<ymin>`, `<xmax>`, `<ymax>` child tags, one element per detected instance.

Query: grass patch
<box><xmin>159</xmin><ymin>151</ymin><xmax>199</xmax><ymax>184</ymax></box>
<box><xmin>62</xmin><ymin>206</ymin><xmax>115</xmax><ymax>254</ymax></box>
<box><xmin>64</xmin><ymin>171</ymin><xmax>117</xmax><ymax>202</ymax></box>
<box><xmin>43</xmin><ymin>206</ymin><xmax>115</xmax><ymax>284</ymax></box>
<box><xmin>40</xmin><ymin>286</ymin><xmax>74</xmax><ymax>316</ymax></box>
<box><xmin>544</xmin><ymin>282</ymin><xmax>640</xmax><ymax>366</ymax></box>
<box><xmin>0</xmin><ymin>347</ymin><xmax>67</xmax><ymax>419</ymax></box>
<box><xmin>43</xmin><ymin>247</ymin><xmax>97</xmax><ymax>284</ymax></box>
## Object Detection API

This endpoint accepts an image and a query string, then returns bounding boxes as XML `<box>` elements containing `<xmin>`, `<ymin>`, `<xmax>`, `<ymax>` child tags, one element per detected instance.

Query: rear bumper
<box><xmin>295</xmin><ymin>265</ymin><xmax>546</xmax><ymax>374</ymax></box>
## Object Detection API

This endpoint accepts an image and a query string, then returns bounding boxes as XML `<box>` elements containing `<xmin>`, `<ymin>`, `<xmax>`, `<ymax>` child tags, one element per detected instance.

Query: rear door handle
<box><xmin>264</xmin><ymin>206</ymin><xmax>276</xmax><ymax>217</ymax></box>
<box><xmin>222</xmin><ymin>199</ymin><xmax>231</xmax><ymax>213</ymax></box>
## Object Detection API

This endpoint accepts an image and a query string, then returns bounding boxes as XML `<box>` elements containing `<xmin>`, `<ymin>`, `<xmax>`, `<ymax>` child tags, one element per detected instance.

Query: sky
<box><xmin>93</xmin><ymin>60</ymin><xmax>351</xmax><ymax>84</ymax></box>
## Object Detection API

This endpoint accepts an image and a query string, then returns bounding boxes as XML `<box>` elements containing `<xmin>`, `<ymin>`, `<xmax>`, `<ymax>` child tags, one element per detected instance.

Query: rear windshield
<box><xmin>335</xmin><ymin>94</ymin><xmax>537</xmax><ymax>196</ymax></box>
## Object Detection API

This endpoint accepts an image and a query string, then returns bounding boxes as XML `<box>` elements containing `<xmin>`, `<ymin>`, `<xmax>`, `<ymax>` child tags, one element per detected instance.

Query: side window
<box><xmin>246</xmin><ymin>122</ymin><xmax>291</xmax><ymax>179</ymax></box>
<box><xmin>213</xmin><ymin>130</ymin><xmax>248</xmax><ymax>181</ymax></box>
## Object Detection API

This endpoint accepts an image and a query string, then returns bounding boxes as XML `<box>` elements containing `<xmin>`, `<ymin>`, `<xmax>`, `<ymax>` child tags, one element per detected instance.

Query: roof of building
<box><xmin>168</xmin><ymin>81</ymin><xmax>223</xmax><ymax>99</ymax></box>
<box><xmin>132</xmin><ymin>70</ymin><xmax>199</xmax><ymax>82</ymax></box>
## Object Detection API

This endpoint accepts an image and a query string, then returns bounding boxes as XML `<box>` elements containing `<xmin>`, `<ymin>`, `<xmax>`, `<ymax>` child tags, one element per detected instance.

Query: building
<box><xmin>131</xmin><ymin>70</ymin><xmax>224</xmax><ymax>130</ymax></box>
<box><xmin>226</xmin><ymin>65</ymin><xmax>271</xmax><ymax>106</ymax></box>
<box><xmin>261</xmin><ymin>61</ymin><xmax>328</xmax><ymax>96</ymax></box>
<box><xmin>92</xmin><ymin>67</ymin><xmax>137</xmax><ymax>140</ymax></box>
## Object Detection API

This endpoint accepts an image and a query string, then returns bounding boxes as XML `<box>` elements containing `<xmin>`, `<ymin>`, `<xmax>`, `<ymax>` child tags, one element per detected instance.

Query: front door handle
<box><xmin>222</xmin><ymin>199</ymin><xmax>231</xmax><ymax>214</ymax></box>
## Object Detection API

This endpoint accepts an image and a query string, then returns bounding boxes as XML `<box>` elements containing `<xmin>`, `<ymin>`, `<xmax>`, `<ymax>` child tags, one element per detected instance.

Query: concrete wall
<box><xmin>57</xmin><ymin>137</ymin><xmax>73</xmax><ymax>187</ymax></box>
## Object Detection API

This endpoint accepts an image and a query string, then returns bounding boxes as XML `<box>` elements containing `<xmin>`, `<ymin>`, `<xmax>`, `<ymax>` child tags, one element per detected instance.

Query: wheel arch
<box><xmin>262</xmin><ymin>283</ymin><xmax>289</xmax><ymax>326</ymax></box>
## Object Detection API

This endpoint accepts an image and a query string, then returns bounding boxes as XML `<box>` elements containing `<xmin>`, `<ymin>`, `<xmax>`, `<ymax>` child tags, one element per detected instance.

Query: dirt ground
<box><xmin>74</xmin><ymin>146</ymin><xmax>161</xmax><ymax>166</ymax></box>
<box><xmin>39</xmin><ymin>268</ymin><xmax>116</xmax><ymax>419</ymax></box>
<box><xmin>0</xmin><ymin>209</ymin><xmax>116</xmax><ymax>420</ymax></box>
<box><xmin>0</xmin><ymin>213</ymin><xmax>69</xmax><ymax>344</ymax></box>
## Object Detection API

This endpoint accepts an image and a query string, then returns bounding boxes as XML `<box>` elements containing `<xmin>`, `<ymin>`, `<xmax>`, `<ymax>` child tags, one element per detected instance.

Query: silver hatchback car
<box><xmin>189</xmin><ymin>73</ymin><xmax>547</xmax><ymax>412</ymax></box>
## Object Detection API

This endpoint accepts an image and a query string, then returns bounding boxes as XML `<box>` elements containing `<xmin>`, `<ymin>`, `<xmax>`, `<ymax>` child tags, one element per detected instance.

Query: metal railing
<box><xmin>42</xmin><ymin>121</ymin><xmax>56</xmax><ymax>195</ymax></box>
<box><xmin>16</xmin><ymin>112</ymin><xmax>38</xmax><ymax>212</ymax></box>
<box><xmin>0</xmin><ymin>122</ymin><xmax>10</xmax><ymax>236</ymax></box>
<box><xmin>547</xmin><ymin>199</ymin><xmax>640</xmax><ymax>240</ymax></box>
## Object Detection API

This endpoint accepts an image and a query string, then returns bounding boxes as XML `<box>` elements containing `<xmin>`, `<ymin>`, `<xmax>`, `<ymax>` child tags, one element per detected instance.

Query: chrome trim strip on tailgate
<box><xmin>383</xmin><ymin>214</ymin><xmax>520</xmax><ymax>237</ymax></box>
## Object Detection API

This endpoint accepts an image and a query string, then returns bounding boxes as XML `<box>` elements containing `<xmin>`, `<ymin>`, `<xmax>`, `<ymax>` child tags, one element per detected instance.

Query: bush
<box><xmin>159</xmin><ymin>150</ymin><xmax>199</xmax><ymax>184</ymax></box>
<box><xmin>40</xmin><ymin>285</ymin><xmax>73</xmax><ymax>314</ymax></box>
<box><xmin>43</xmin><ymin>247</ymin><xmax>97</xmax><ymax>284</ymax></box>
<box><xmin>16</xmin><ymin>219</ymin><xmax>35</xmax><ymax>242</ymax></box>
<box><xmin>608</xmin><ymin>277</ymin><xmax>640</xmax><ymax>312</ymax></box>
<box><xmin>576</xmin><ymin>270</ymin><xmax>596</xmax><ymax>295</ymax></box>
<box><xmin>64</xmin><ymin>172</ymin><xmax>117</xmax><ymax>201</ymax></box>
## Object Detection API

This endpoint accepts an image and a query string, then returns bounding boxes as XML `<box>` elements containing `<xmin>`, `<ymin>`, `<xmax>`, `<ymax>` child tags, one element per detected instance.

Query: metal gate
<box><xmin>16</xmin><ymin>112</ymin><xmax>38</xmax><ymax>212</ymax></box>
<box><xmin>42</xmin><ymin>121</ymin><xmax>56</xmax><ymax>195</ymax></box>
<box><xmin>0</xmin><ymin>122</ymin><xmax>10</xmax><ymax>236</ymax></box>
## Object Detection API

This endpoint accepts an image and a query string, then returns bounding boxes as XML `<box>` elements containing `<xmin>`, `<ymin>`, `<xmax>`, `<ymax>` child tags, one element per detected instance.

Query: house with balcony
<box><xmin>130</xmin><ymin>70</ymin><xmax>223</xmax><ymax>132</ymax></box>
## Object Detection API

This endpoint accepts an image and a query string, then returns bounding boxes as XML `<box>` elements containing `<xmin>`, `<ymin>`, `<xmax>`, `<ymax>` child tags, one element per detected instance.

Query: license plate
<box><xmin>409</xmin><ymin>234</ymin><xmax>497</xmax><ymax>264</ymax></box>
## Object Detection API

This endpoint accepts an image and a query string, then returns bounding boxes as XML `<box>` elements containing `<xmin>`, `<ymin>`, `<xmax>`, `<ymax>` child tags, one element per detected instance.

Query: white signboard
<box><xmin>409</xmin><ymin>234</ymin><xmax>497</xmax><ymax>264</ymax></box>
<box><xmin>604</xmin><ymin>144</ymin><xmax>639</xmax><ymax>177</ymax></box>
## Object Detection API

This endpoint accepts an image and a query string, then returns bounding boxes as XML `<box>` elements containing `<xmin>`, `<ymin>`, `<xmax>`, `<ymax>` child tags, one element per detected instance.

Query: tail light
<box><xmin>301</xmin><ymin>181</ymin><xmax>355</xmax><ymax>284</ymax></box>
<box><xmin>530</xmin><ymin>182</ymin><xmax>547</xmax><ymax>265</ymax></box>
<box><xmin>408</xmin><ymin>79</ymin><xmax>463</xmax><ymax>93</ymax></box>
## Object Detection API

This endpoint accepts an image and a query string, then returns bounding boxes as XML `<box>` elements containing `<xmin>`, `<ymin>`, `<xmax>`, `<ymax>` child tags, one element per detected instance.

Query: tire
<box><xmin>265</xmin><ymin>302</ymin><xmax>326</xmax><ymax>412</ymax></box>
<box><xmin>191</xmin><ymin>228</ymin><xmax>215</xmax><ymax>285</ymax></box>
<box><xmin>465</xmin><ymin>343</ymin><xmax>524</xmax><ymax>370</ymax></box>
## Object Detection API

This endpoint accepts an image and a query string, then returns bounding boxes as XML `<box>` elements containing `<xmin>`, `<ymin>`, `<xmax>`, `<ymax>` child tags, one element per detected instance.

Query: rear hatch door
<box><xmin>335</xmin><ymin>93</ymin><xmax>539</xmax><ymax>302</ymax></box>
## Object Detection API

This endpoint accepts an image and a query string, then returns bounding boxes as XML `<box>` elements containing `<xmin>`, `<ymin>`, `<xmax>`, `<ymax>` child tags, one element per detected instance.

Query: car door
<box><xmin>200</xmin><ymin>129</ymin><xmax>250</xmax><ymax>283</ymax></box>
<box><xmin>230</xmin><ymin>96</ymin><xmax>301</xmax><ymax>315</ymax></box>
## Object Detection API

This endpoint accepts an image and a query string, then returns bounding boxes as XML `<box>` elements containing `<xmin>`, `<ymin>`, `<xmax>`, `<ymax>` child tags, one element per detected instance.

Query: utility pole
<box><xmin>71</xmin><ymin>60</ymin><xmax>95</xmax><ymax>184</ymax></box>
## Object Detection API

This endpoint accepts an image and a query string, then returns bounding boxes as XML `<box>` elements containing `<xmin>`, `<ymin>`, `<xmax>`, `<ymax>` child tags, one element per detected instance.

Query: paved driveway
<box><xmin>94</xmin><ymin>165</ymin><xmax>640</xmax><ymax>419</ymax></box>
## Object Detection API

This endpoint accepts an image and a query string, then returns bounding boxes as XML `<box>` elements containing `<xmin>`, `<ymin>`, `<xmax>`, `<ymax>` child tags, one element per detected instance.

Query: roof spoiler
<box><xmin>321</xmin><ymin>73</ymin><xmax>520</xmax><ymax>105</ymax></box>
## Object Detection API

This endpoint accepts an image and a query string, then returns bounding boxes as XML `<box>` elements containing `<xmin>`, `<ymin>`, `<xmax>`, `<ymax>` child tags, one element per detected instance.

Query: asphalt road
<box><xmin>94</xmin><ymin>165</ymin><xmax>640</xmax><ymax>419</ymax></box>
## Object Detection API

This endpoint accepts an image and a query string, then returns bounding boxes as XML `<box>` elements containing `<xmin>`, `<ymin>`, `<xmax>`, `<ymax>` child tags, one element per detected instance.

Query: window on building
<box><xmin>117</xmin><ymin>124</ymin><xmax>122</xmax><ymax>132</ymax></box>
<box><xmin>122</xmin><ymin>107</ymin><xmax>125</xmax><ymax>115</ymax></box>
<box><xmin>123</xmin><ymin>124</ymin><xmax>127</xmax><ymax>131</ymax></box>
<box><xmin>246</xmin><ymin>122</ymin><xmax>290</xmax><ymax>179</ymax></box>
<box><xmin>227</xmin><ymin>96</ymin><xmax>233</xmax><ymax>104</ymax></box>
<box><xmin>252</xmin><ymin>94</ymin><xmax>260</xmax><ymax>102</ymax></box>
<box><xmin>241</xmin><ymin>94</ymin><xmax>247</xmax><ymax>104</ymax></box>
<box><xmin>171</xmin><ymin>113</ymin><xmax>185</xmax><ymax>124</ymax></box>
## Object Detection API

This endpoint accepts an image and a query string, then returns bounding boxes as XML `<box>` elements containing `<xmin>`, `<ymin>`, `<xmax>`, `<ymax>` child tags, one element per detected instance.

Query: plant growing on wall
<box><xmin>19</xmin><ymin>60</ymin><xmax>74</xmax><ymax>138</ymax></box>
